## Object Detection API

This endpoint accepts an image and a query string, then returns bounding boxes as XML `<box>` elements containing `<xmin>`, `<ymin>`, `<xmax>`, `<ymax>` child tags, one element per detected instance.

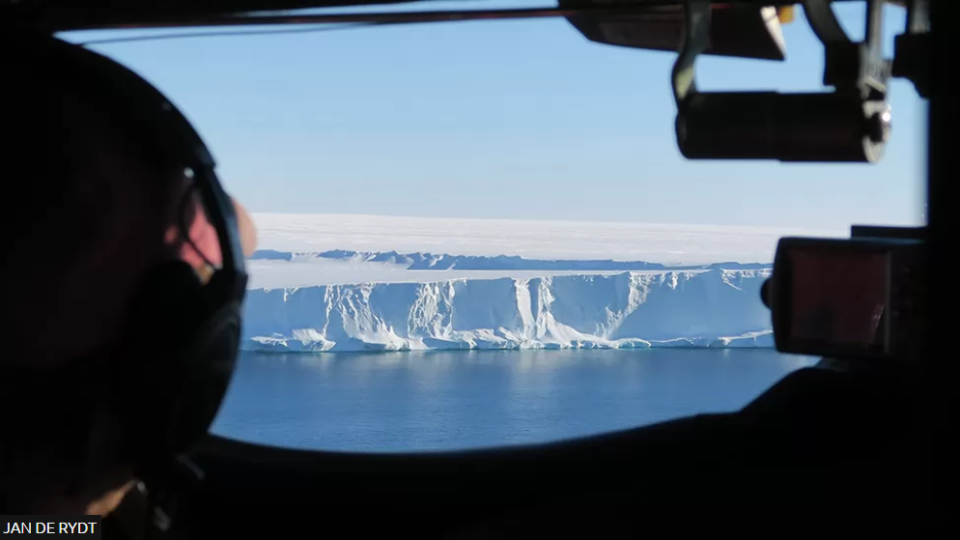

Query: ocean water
<box><xmin>210</xmin><ymin>348</ymin><xmax>818</xmax><ymax>452</ymax></box>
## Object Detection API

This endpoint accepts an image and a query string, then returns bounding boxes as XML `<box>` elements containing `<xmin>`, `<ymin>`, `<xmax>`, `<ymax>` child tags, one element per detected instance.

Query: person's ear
<box><xmin>232</xmin><ymin>197</ymin><xmax>257</xmax><ymax>257</ymax></box>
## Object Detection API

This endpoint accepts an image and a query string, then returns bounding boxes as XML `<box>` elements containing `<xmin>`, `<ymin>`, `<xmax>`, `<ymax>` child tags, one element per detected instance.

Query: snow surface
<box><xmin>244</xmin><ymin>249</ymin><xmax>774</xmax><ymax>289</ymax></box>
<box><xmin>238</xmin><ymin>214</ymin><xmax>822</xmax><ymax>352</ymax></box>
<box><xmin>251</xmin><ymin>213</ymin><xmax>844</xmax><ymax>266</ymax></box>
<box><xmin>247</xmin><ymin>257</ymin><xmax>646</xmax><ymax>289</ymax></box>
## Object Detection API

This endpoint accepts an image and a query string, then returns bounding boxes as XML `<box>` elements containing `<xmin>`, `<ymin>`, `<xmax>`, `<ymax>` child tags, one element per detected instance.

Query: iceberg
<box><xmin>240</xmin><ymin>268</ymin><xmax>775</xmax><ymax>352</ymax></box>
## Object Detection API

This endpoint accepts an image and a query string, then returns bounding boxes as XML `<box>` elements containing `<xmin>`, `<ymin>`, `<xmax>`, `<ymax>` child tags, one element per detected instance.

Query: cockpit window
<box><xmin>58</xmin><ymin>0</ymin><xmax>924</xmax><ymax>452</ymax></box>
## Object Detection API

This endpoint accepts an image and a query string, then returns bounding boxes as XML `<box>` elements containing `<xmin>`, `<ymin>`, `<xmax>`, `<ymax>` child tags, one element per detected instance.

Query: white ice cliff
<box><xmin>240</xmin><ymin>268</ymin><xmax>774</xmax><ymax>352</ymax></box>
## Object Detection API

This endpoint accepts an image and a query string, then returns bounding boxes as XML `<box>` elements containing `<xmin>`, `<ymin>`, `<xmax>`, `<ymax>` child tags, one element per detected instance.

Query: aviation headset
<box><xmin>0</xmin><ymin>29</ymin><xmax>248</xmax><ymax>501</ymax></box>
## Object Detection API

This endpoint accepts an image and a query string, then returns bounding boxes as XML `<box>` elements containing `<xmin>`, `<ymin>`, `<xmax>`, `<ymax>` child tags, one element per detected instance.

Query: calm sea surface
<box><xmin>210</xmin><ymin>348</ymin><xmax>817</xmax><ymax>452</ymax></box>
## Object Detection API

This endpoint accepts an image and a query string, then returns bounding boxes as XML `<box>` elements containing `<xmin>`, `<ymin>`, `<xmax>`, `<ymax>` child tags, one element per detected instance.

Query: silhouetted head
<box><xmin>0</xmin><ymin>33</ymin><xmax>256</xmax><ymax>514</ymax></box>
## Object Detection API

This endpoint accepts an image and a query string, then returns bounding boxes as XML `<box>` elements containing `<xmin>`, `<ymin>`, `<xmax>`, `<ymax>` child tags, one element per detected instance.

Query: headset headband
<box><xmin>4</xmin><ymin>27</ymin><xmax>248</xmax><ymax>338</ymax></box>
<box><xmin>49</xmin><ymin>32</ymin><xmax>247</xmax><ymax>291</ymax></box>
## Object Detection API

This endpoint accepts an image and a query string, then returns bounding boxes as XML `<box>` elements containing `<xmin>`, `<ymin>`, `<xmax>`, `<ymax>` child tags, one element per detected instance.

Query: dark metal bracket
<box><xmin>671</xmin><ymin>0</ymin><xmax>712</xmax><ymax>110</ymax></box>
<box><xmin>892</xmin><ymin>0</ymin><xmax>931</xmax><ymax>98</ymax></box>
<box><xmin>805</xmin><ymin>0</ymin><xmax>891</xmax><ymax>100</ymax></box>
<box><xmin>672</xmin><ymin>0</ymin><xmax>892</xmax><ymax>163</ymax></box>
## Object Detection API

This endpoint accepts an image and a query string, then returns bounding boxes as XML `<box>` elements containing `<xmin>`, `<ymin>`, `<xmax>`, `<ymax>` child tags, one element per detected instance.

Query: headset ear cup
<box><xmin>181</xmin><ymin>292</ymin><xmax>242</xmax><ymax>449</ymax></box>
<box><xmin>118</xmin><ymin>261</ymin><xmax>242</xmax><ymax>470</ymax></box>
<box><xmin>119</xmin><ymin>261</ymin><xmax>206</xmax><ymax>463</ymax></box>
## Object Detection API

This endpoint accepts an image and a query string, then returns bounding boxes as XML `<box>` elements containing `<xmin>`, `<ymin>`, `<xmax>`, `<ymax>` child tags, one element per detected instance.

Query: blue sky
<box><xmin>61</xmin><ymin>1</ymin><xmax>926</xmax><ymax>230</ymax></box>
